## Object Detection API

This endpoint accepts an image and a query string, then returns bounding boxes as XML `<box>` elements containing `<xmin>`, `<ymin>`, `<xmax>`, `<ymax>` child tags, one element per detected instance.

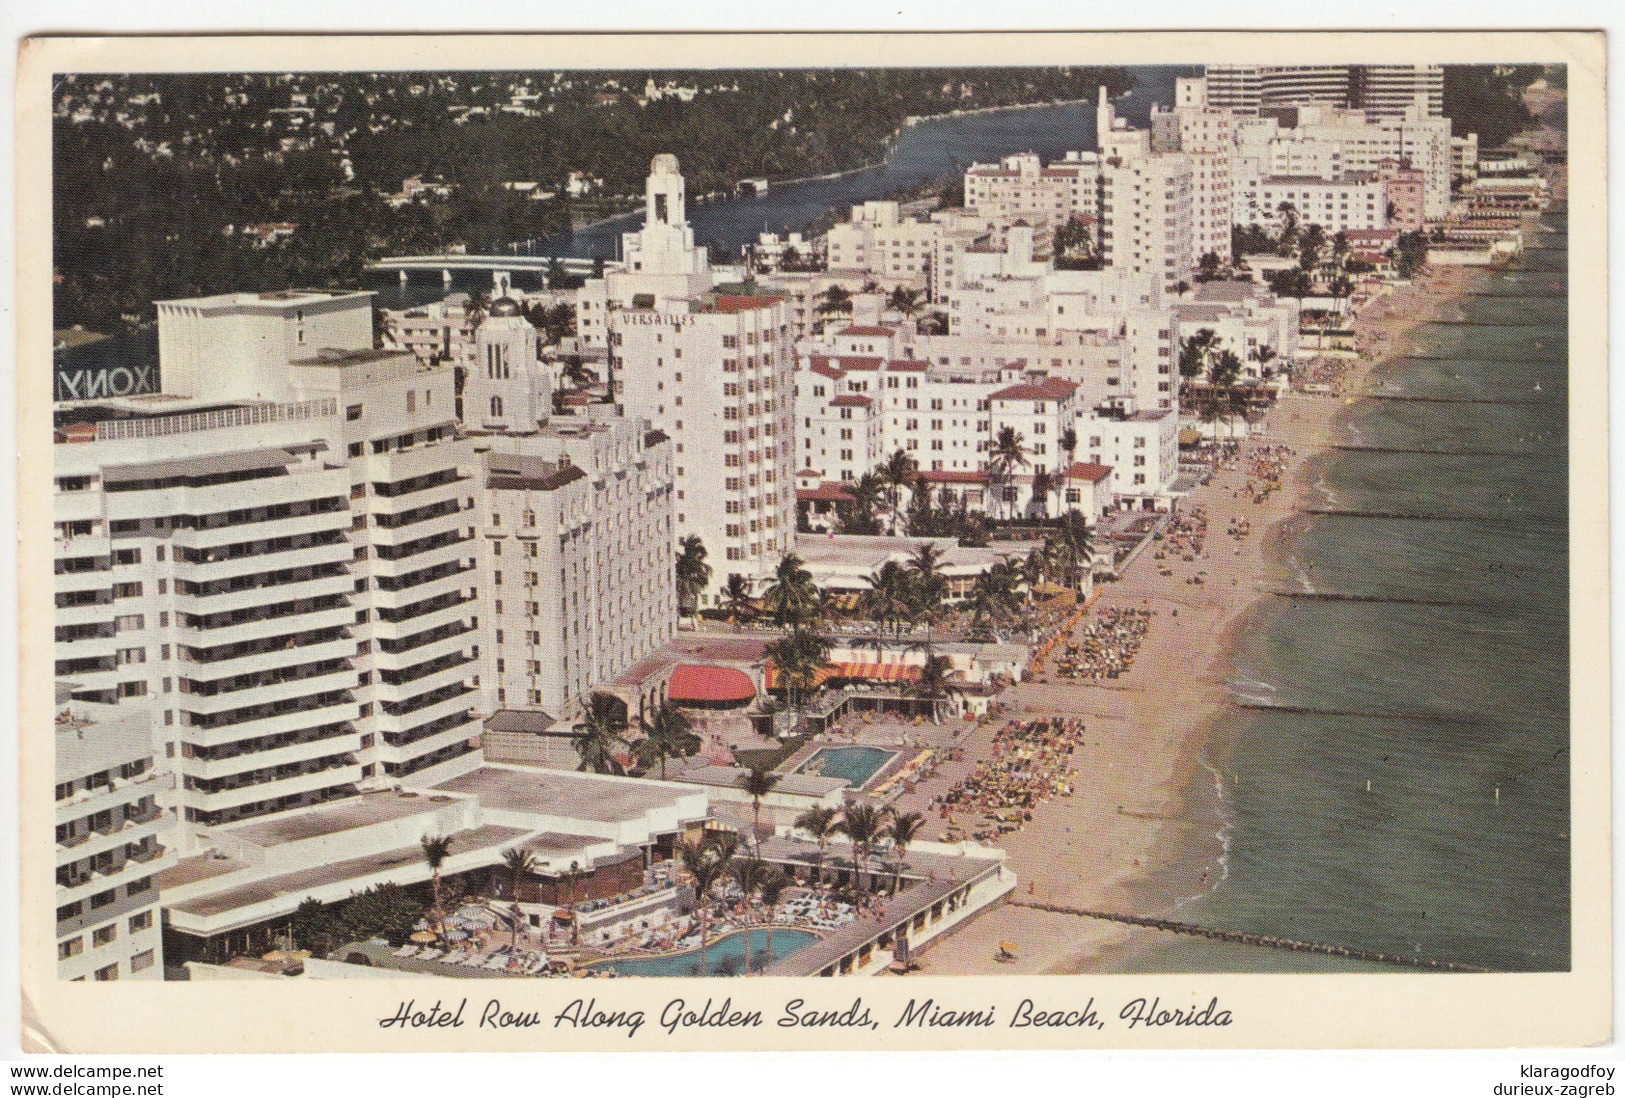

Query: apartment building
<box><xmin>585</xmin><ymin>158</ymin><xmax>796</xmax><ymax>598</ymax></box>
<box><xmin>963</xmin><ymin>152</ymin><xmax>1102</xmax><ymax>237</ymax></box>
<box><xmin>1151</xmin><ymin>78</ymin><xmax>1236</xmax><ymax>266</ymax></box>
<box><xmin>1096</xmin><ymin>89</ymin><xmax>1196</xmax><ymax>290</ymax></box>
<box><xmin>54</xmin><ymin>692</ymin><xmax>173</xmax><ymax>981</ymax></box>
<box><xmin>1202</xmin><ymin>64</ymin><xmax>1442</xmax><ymax>120</ymax></box>
<box><xmin>468</xmin><ymin>414</ymin><xmax>676</xmax><ymax>716</ymax></box>
<box><xmin>55</xmin><ymin>291</ymin><xmax>483</xmax><ymax>841</ymax></box>
<box><xmin>1232</xmin><ymin>172</ymin><xmax>1389</xmax><ymax>233</ymax></box>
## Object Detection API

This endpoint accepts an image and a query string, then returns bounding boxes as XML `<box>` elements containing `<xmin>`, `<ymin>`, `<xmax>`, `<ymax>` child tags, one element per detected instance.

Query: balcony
<box><xmin>183</xmin><ymin>731</ymin><xmax>363</xmax><ymax>781</ymax></box>
<box><xmin>374</xmin><ymin>687</ymin><xmax>475</xmax><ymax>737</ymax></box>
<box><xmin>372</xmin><ymin>622</ymin><xmax>470</xmax><ymax>670</ymax></box>
<box><xmin>170</xmin><ymin>506</ymin><xmax>350</xmax><ymax>553</ymax></box>
<box><xmin>178</xmin><ymin>537</ymin><xmax>354</xmax><ymax>586</ymax></box>
<box><xmin>376</xmin><ymin>718</ymin><xmax>478</xmax><ymax>765</ymax></box>
<box><xmin>179</xmin><ymin>698</ymin><xmax>358</xmax><ymax>748</ymax></box>
<box><xmin>177</xmin><ymin>666</ymin><xmax>358</xmax><ymax>716</ymax></box>
<box><xmin>174</xmin><ymin>572</ymin><xmax>355</xmax><ymax>618</ymax></box>
<box><xmin>180</xmin><ymin>601</ymin><xmax>356</xmax><ymax>648</ymax></box>
<box><xmin>367</xmin><ymin>534</ymin><xmax>470</xmax><ymax>578</ymax></box>
<box><xmin>180</xmin><ymin>633</ymin><xmax>357</xmax><ymax>683</ymax></box>
<box><xmin>186</xmin><ymin>762</ymin><xmax>365</xmax><ymax>813</ymax></box>
<box><xmin>54</xmin><ymin>772</ymin><xmax>171</xmax><ymax>827</ymax></box>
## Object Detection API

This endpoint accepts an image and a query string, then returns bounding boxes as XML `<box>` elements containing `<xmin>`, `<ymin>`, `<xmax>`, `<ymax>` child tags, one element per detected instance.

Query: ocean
<box><xmin>1113</xmin><ymin>210</ymin><xmax>1571</xmax><ymax>974</ymax></box>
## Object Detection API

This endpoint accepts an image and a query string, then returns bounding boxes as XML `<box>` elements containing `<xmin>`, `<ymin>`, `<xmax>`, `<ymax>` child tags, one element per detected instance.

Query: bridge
<box><xmin>366</xmin><ymin>253</ymin><xmax>601</xmax><ymax>287</ymax></box>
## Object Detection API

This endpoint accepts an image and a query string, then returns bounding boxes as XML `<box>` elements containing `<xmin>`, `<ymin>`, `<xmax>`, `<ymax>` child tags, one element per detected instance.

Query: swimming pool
<box><xmin>593</xmin><ymin>928</ymin><xmax>819</xmax><ymax>978</ymax></box>
<box><xmin>797</xmin><ymin>746</ymin><xmax>897</xmax><ymax>787</ymax></box>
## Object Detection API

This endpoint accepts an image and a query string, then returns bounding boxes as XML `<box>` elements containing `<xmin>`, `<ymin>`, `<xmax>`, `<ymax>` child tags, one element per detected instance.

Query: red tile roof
<box><xmin>917</xmin><ymin>469</ymin><xmax>988</xmax><ymax>484</ymax></box>
<box><xmin>830</xmin><ymin>394</ymin><xmax>872</xmax><ymax>408</ymax></box>
<box><xmin>887</xmin><ymin>359</ymin><xmax>929</xmax><ymax>372</ymax></box>
<box><xmin>796</xmin><ymin>483</ymin><xmax>855</xmax><ymax>503</ymax></box>
<box><xmin>809</xmin><ymin>354</ymin><xmax>883</xmax><ymax>372</ymax></box>
<box><xmin>837</xmin><ymin>325</ymin><xmax>895</xmax><ymax>337</ymax></box>
<box><xmin>668</xmin><ymin>665</ymin><xmax>757</xmax><ymax>705</ymax></box>
<box><xmin>705</xmin><ymin>293</ymin><xmax>787</xmax><ymax>314</ymax></box>
<box><xmin>989</xmin><ymin>377</ymin><xmax>1077</xmax><ymax>402</ymax></box>
<box><xmin>1064</xmin><ymin>461</ymin><xmax>1113</xmax><ymax>483</ymax></box>
<box><xmin>808</xmin><ymin>363</ymin><xmax>845</xmax><ymax>380</ymax></box>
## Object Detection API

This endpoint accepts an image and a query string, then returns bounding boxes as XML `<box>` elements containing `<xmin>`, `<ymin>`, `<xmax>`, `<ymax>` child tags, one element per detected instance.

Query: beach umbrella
<box><xmin>410</xmin><ymin>930</ymin><xmax>438</xmax><ymax>944</ymax></box>
<box><xmin>445</xmin><ymin>929</ymin><xmax>470</xmax><ymax>942</ymax></box>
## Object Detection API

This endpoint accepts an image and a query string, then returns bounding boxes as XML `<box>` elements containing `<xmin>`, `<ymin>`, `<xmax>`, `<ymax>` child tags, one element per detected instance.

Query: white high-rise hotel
<box><xmin>58</xmin><ymin>292</ymin><xmax>483</xmax><ymax>839</ymax></box>
<box><xmin>581</xmin><ymin>156</ymin><xmax>797</xmax><ymax>598</ymax></box>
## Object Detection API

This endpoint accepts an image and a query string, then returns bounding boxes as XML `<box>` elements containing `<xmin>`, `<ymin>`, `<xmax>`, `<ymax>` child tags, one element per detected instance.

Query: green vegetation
<box><xmin>287</xmin><ymin>882</ymin><xmax>425</xmax><ymax>956</ymax></box>
<box><xmin>1442</xmin><ymin>64</ymin><xmax>1545</xmax><ymax>148</ymax></box>
<box><xmin>53</xmin><ymin>67</ymin><xmax>1131</xmax><ymax>333</ymax></box>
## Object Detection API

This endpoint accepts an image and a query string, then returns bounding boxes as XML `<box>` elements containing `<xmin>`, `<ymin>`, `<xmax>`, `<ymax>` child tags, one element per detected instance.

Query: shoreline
<box><xmin>910</xmin><ymin>264</ymin><xmax>1493</xmax><ymax>977</ymax></box>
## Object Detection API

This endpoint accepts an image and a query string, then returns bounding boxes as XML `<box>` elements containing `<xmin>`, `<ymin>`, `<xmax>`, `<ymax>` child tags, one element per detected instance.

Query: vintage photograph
<box><xmin>17</xmin><ymin>31</ymin><xmax>1606</xmax><ymax>1052</ymax></box>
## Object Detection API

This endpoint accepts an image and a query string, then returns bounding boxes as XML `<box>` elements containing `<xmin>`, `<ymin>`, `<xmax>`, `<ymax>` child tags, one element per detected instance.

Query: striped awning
<box><xmin>763</xmin><ymin>661</ymin><xmax>922</xmax><ymax>689</ymax></box>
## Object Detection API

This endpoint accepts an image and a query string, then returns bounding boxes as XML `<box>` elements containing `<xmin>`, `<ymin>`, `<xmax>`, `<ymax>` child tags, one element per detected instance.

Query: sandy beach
<box><xmin>905</xmin><ymin>266</ymin><xmax>1490</xmax><ymax>976</ymax></box>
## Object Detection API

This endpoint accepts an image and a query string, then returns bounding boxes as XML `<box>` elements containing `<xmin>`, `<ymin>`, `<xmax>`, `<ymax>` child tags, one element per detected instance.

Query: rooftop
<box><xmin>222</xmin><ymin>789</ymin><xmax>457</xmax><ymax>848</ymax></box>
<box><xmin>432</xmin><ymin>766</ymin><xmax>700</xmax><ymax>825</ymax></box>
<box><xmin>989</xmin><ymin>377</ymin><xmax>1078</xmax><ymax>402</ymax></box>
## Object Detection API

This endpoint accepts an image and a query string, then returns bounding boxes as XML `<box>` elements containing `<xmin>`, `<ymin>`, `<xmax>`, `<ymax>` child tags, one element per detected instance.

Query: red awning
<box><xmin>667</xmin><ymin>665</ymin><xmax>757</xmax><ymax>705</ymax></box>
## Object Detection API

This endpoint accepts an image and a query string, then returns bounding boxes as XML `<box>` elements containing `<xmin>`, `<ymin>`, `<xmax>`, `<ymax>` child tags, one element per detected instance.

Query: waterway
<box><xmin>369</xmin><ymin>65</ymin><xmax>1189</xmax><ymax>306</ymax></box>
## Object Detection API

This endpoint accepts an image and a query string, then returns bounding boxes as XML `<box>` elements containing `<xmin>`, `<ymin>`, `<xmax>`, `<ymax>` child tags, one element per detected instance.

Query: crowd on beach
<box><xmin>931</xmin><ymin>717</ymin><xmax>1084</xmax><ymax>842</ymax></box>
<box><xmin>1238</xmin><ymin>444</ymin><xmax>1295</xmax><ymax>504</ymax></box>
<box><xmin>1052</xmin><ymin>606</ymin><xmax>1153</xmax><ymax>682</ymax></box>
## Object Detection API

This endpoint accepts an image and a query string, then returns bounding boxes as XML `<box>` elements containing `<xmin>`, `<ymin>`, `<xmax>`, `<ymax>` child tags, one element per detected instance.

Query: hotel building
<box><xmin>55</xmin><ymin>691</ymin><xmax>174</xmax><ymax>981</ymax></box>
<box><xmin>468</xmin><ymin>414</ymin><xmax>676</xmax><ymax>717</ymax></box>
<box><xmin>584</xmin><ymin>156</ymin><xmax>797</xmax><ymax>598</ymax></box>
<box><xmin>56</xmin><ymin>289</ymin><xmax>483</xmax><ymax>843</ymax></box>
<box><xmin>1202</xmin><ymin>64</ymin><xmax>1442</xmax><ymax>120</ymax></box>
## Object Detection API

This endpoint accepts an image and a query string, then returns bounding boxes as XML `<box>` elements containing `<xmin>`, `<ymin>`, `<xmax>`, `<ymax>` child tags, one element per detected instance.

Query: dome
<box><xmin>650</xmin><ymin>153</ymin><xmax>680</xmax><ymax>175</ymax></box>
<box><xmin>488</xmin><ymin>296</ymin><xmax>521</xmax><ymax>317</ymax></box>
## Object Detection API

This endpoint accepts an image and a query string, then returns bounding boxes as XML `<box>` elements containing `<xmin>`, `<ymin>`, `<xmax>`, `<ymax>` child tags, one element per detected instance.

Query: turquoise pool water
<box><xmin>797</xmin><ymin>746</ymin><xmax>896</xmax><ymax>787</ymax></box>
<box><xmin>593</xmin><ymin>928</ymin><xmax>819</xmax><ymax>977</ymax></box>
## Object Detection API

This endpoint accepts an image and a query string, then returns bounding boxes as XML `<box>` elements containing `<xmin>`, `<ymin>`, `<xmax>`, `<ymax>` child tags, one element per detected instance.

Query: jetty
<box><xmin>1008</xmin><ymin>900</ymin><xmax>1490</xmax><ymax>973</ymax></box>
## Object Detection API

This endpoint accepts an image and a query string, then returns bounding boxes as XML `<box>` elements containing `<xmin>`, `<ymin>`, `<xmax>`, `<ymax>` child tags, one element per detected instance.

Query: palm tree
<box><xmin>721</xmin><ymin>573</ymin><xmax>754</xmax><ymax>623</ymax></box>
<box><xmin>763</xmin><ymin>553</ymin><xmax>817</xmax><ymax>629</ymax></box>
<box><xmin>637</xmin><ymin>702</ymin><xmax>699</xmax><ymax>781</ymax></box>
<box><xmin>836</xmin><ymin>804</ymin><xmax>885</xmax><ymax>894</ymax></box>
<box><xmin>755</xmin><ymin>864</ymin><xmax>791</xmax><ymax>968</ymax></box>
<box><xmin>886</xmin><ymin>811</ymin><xmax>926</xmax><ymax>893</ymax></box>
<box><xmin>912</xmin><ymin>653</ymin><xmax>959</xmax><ymax>725</ymax></box>
<box><xmin>878</xmin><ymin>449</ymin><xmax>917</xmax><ymax>534</ymax></box>
<box><xmin>729</xmin><ymin>854</ymin><xmax>768</xmax><ymax>975</ymax></box>
<box><xmin>737</xmin><ymin>765</ymin><xmax>783</xmax><ymax>844</ymax></box>
<box><xmin>419</xmin><ymin>834</ymin><xmax>456</xmax><ymax>941</ymax></box>
<box><xmin>1059</xmin><ymin>426</ymin><xmax>1078</xmax><ymax>468</ymax></box>
<box><xmin>887</xmin><ymin>286</ymin><xmax>924</xmax><ymax>321</ymax></box>
<box><xmin>675</xmin><ymin>535</ymin><xmax>711</xmax><ymax>620</ymax></box>
<box><xmin>679</xmin><ymin>835</ymin><xmax>732</xmax><ymax>978</ymax></box>
<box><xmin>815</xmin><ymin>284</ymin><xmax>853</xmax><ymax>317</ymax></box>
<box><xmin>843</xmin><ymin>472</ymin><xmax>886</xmax><ymax>534</ymax></box>
<box><xmin>906</xmin><ymin>543</ymin><xmax>948</xmax><ymax>642</ymax></box>
<box><xmin>1048</xmin><ymin>511</ymin><xmax>1094</xmax><ymax>591</ymax></box>
<box><xmin>498</xmin><ymin>847</ymin><xmax>537</xmax><ymax>948</ymax></box>
<box><xmin>990</xmin><ymin>426</ymin><xmax>1030</xmax><ymax>521</ymax></box>
<box><xmin>573</xmin><ymin>693</ymin><xmax>630</xmax><ymax>774</ymax></box>
<box><xmin>860</xmin><ymin>561</ymin><xmax>913</xmax><ymax>640</ymax></box>
<box><xmin>1029</xmin><ymin>467</ymin><xmax>1057</xmax><ymax>520</ymax></box>
<box><xmin>795</xmin><ymin>806</ymin><xmax>840</xmax><ymax>885</ymax></box>
<box><xmin>766</xmin><ymin>628</ymin><xmax>829</xmax><ymax>716</ymax></box>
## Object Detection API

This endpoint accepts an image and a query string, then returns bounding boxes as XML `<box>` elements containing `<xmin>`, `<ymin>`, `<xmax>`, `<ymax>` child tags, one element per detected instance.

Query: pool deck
<box><xmin>756</xmin><ymin>835</ymin><xmax>1011</xmax><ymax>977</ymax></box>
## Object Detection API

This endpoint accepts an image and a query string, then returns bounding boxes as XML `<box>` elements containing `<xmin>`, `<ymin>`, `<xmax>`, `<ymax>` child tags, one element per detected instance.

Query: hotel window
<box><xmin>58</xmin><ymin>937</ymin><xmax>83</xmax><ymax>960</ymax></box>
<box><xmin>93</xmin><ymin>925</ymin><xmax>118</xmax><ymax>947</ymax></box>
<box><xmin>130</xmin><ymin>950</ymin><xmax>155</xmax><ymax>973</ymax></box>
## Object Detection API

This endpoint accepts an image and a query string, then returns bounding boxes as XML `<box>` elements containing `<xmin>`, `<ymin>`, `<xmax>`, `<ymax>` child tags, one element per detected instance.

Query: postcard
<box><xmin>14</xmin><ymin>29</ymin><xmax>1608</xmax><ymax>1053</ymax></box>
